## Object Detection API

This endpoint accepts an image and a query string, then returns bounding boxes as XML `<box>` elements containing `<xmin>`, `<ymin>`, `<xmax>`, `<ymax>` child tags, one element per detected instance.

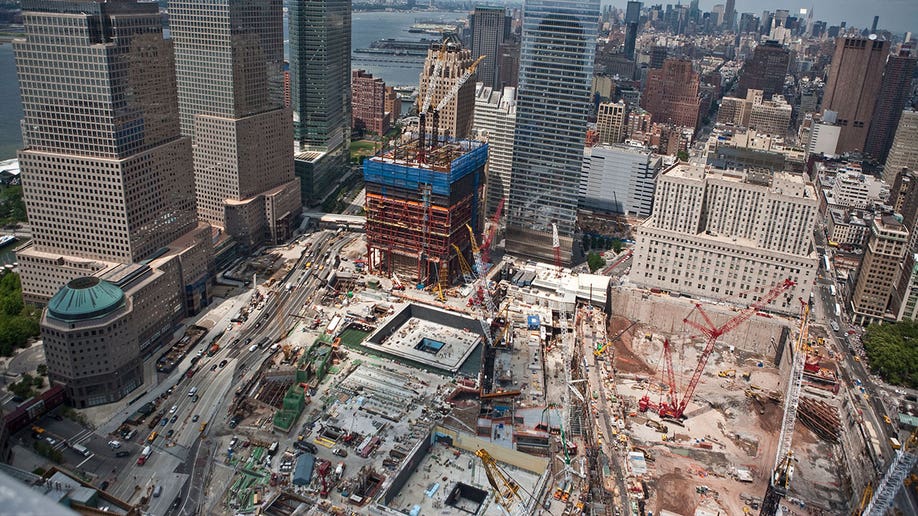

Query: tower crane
<box><xmin>481</xmin><ymin>197</ymin><xmax>505</xmax><ymax>265</ymax></box>
<box><xmin>452</xmin><ymin>242</ymin><xmax>493</xmax><ymax>348</ymax></box>
<box><xmin>639</xmin><ymin>278</ymin><xmax>796</xmax><ymax>420</ymax></box>
<box><xmin>862</xmin><ymin>427</ymin><xmax>918</xmax><ymax>515</ymax></box>
<box><xmin>760</xmin><ymin>299</ymin><xmax>811</xmax><ymax>516</ymax></box>
<box><xmin>429</xmin><ymin>54</ymin><xmax>486</xmax><ymax>146</ymax></box>
<box><xmin>467</xmin><ymin>224</ymin><xmax>497</xmax><ymax>318</ymax></box>
<box><xmin>475</xmin><ymin>449</ymin><xmax>535</xmax><ymax>516</ymax></box>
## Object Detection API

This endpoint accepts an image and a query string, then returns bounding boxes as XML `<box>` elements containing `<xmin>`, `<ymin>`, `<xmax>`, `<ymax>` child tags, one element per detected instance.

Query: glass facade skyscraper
<box><xmin>505</xmin><ymin>0</ymin><xmax>600</xmax><ymax>265</ymax></box>
<box><xmin>289</xmin><ymin>0</ymin><xmax>351</xmax><ymax>154</ymax></box>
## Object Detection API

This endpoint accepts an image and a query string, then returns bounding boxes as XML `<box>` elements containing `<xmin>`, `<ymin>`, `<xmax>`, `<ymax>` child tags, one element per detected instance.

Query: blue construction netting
<box><xmin>363</xmin><ymin>141</ymin><xmax>488</xmax><ymax>196</ymax></box>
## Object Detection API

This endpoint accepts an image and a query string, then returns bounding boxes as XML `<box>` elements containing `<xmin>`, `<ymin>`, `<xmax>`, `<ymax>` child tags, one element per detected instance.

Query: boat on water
<box><xmin>0</xmin><ymin>235</ymin><xmax>16</xmax><ymax>247</ymax></box>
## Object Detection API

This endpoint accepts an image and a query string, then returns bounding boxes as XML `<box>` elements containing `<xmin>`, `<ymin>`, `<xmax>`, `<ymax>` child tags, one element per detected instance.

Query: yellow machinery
<box><xmin>476</xmin><ymin>449</ymin><xmax>526</xmax><ymax>515</ymax></box>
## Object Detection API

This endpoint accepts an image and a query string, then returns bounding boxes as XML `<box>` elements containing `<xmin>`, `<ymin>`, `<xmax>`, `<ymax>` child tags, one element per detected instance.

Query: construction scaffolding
<box><xmin>364</xmin><ymin>139</ymin><xmax>487</xmax><ymax>285</ymax></box>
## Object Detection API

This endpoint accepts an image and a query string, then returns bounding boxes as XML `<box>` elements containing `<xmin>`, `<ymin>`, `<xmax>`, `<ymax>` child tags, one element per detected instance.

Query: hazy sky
<box><xmin>602</xmin><ymin>0</ymin><xmax>918</xmax><ymax>35</ymax></box>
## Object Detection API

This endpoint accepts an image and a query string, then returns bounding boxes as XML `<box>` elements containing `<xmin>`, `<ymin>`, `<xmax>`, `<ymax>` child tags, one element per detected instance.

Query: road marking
<box><xmin>76</xmin><ymin>454</ymin><xmax>95</xmax><ymax>468</ymax></box>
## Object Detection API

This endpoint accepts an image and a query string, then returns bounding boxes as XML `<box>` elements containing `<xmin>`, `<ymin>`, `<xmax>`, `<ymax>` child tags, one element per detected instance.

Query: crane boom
<box><xmin>760</xmin><ymin>299</ymin><xmax>811</xmax><ymax>516</ymax></box>
<box><xmin>644</xmin><ymin>278</ymin><xmax>795</xmax><ymax>420</ymax></box>
<box><xmin>467</xmin><ymin>224</ymin><xmax>497</xmax><ymax>317</ymax></box>
<box><xmin>863</xmin><ymin>427</ymin><xmax>918</xmax><ymax>515</ymax></box>
<box><xmin>434</xmin><ymin>55</ymin><xmax>486</xmax><ymax>113</ymax></box>
<box><xmin>420</xmin><ymin>43</ymin><xmax>447</xmax><ymax>114</ymax></box>
<box><xmin>476</xmin><ymin>449</ymin><xmax>527</xmax><ymax>515</ymax></box>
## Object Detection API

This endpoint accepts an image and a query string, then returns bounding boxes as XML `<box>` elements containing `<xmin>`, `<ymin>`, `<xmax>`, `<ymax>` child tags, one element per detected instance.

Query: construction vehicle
<box><xmin>476</xmin><ymin>449</ymin><xmax>532</xmax><ymax>515</ymax></box>
<box><xmin>640</xmin><ymin>278</ymin><xmax>795</xmax><ymax>421</ymax></box>
<box><xmin>391</xmin><ymin>273</ymin><xmax>405</xmax><ymax>291</ymax></box>
<box><xmin>760</xmin><ymin>298</ymin><xmax>810</xmax><ymax>516</ymax></box>
<box><xmin>595</xmin><ymin>320</ymin><xmax>637</xmax><ymax>357</ymax></box>
<box><xmin>861</xmin><ymin>427</ymin><xmax>918</xmax><ymax>515</ymax></box>
<box><xmin>718</xmin><ymin>370</ymin><xmax>736</xmax><ymax>378</ymax></box>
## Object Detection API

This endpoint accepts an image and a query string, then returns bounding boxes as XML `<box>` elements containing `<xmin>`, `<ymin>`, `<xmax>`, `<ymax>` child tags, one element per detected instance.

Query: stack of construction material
<box><xmin>798</xmin><ymin>397</ymin><xmax>841</xmax><ymax>442</ymax></box>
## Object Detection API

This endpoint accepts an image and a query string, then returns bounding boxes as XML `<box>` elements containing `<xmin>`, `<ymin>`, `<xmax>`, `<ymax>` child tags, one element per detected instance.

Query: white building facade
<box><xmin>473</xmin><ymin>83</ymin><xmax>517</xmax><ymax>215</ymax></box>
<box><xmin>579</xmin><ymin>144</ymin><xmax>661</xmax><ymax>217</ymax></box>
<box><xmin>631</xmin><ymin>163</ymin><xmax>818</xmax><ymax>314</ymax></box>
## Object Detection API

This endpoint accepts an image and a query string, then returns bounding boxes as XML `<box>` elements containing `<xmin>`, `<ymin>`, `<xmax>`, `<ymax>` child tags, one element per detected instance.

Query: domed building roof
<box><xmin>47</xmin><ymin>277</ymin><xmax>125</xmax><ymax>322</ymax></box>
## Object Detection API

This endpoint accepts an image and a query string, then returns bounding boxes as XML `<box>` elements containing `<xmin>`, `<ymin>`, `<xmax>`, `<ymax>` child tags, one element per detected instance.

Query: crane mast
<box><xmin>862</xmin><ymin>427</ymin><xmax>918</xmax><ymax>515</ymax></box>
<box><xmin>760</xmin><ymin>299</ymin><xmax>810</xmax><ymax>516</ymax></box>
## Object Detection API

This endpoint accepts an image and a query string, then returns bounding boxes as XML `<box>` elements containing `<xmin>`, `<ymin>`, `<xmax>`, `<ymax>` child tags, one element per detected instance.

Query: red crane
<box><xmin>640</xmin><ymin>278</ymin><xmax>796</xmax><ymax>420</ymax></box>
<box><xmin>481</xmin><ymin>197</ymin><xmax>504</xmax><ymax>265</ymax></box>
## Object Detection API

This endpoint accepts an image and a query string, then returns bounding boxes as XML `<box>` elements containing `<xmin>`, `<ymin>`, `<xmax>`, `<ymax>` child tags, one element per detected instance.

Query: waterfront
<box><xmin>0</xmin><ymin>9</ymin><xmax>464</xmax><ymax>160</ymax></box>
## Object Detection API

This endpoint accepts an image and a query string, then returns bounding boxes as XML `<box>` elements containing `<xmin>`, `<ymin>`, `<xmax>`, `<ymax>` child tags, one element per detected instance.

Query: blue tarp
<box><xmin>363</xmin><ymin>141</ymin><xmax>488</xmax><ymax>197</ymax></box>
<box><xmin>292</xmin><ymin>453</ymin><xmax>315</xmax><ymax>486</ymax></box>
<box><xmin>527</xmin><ymin>315</ymin><xmax>540</xmax><ymax>330</ymax></box>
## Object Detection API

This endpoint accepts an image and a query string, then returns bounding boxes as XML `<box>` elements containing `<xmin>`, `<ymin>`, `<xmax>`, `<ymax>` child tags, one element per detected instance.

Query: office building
<box><xmin>170</xmin><ymin>0</ymin><xmax>301</xmax><ymax>249</ymax></box>
<box><xmin>632</xmin><ymin>163</ymin><xmax>817</xmax><ymax>314</ymax></box>
<box><xmin>649</xmin><ymin>45</ymin><xmax>668</xmax><ymax>69</ymax></box>
<box><xmin>736</xmin><ymin>40</ymin><xmax>789</xmax><ymax>99</ymax></box>
<box><xmin>624</xmin><ymin>1</ymin><xmax>641</xmax><ymax>61</ymax></box>
<box><xmin>290</xmin><ymin>0</ymin><xmax>351</xmax><ymax>150</ymax></box>
<box><xmin>579</xmin><ymin>144</ymin><xmax>662</xmax><ymax>217</ymax></box>
<box><xmin>890</xmin><ymin>170</ymin><xmax>918</xmax><ymax>320</ymax></box>
<box><xmin>289</xmin><ymin>0</ymin><xmax>351</xmax><ymax>207</ymax></box>
<box><xmin>15</xmin><ymin>0</ymin><xmax>214</xmax><ymax>406</ymax></box>
<box><xmin>885</xmin><ymin>110</ymin><xmax>918</xmax><ymax>184</ymax></box>
<box><xmin>385</xmin><ymin>86</ymin><xmax>402</xmax><ymax>122</ymax></box>
<box><xmin>473</xmin><ymin>84</ymin><xmax>517</xmax><ymax>216</ymax></box>
<box><xmin>596</xmin><ymin>101</ymin><xmax>628</xmax><ymax>145</ymax></box>
<box><xmin>497</xmin><ymin>38</ymin><xmax>521</xmax><ymax>88</ymax></box>
<box><xmin>748</xmin><ymin>95</ymin><xmax>792</xmax><ymax>137</ymax></box>
<box><xmin>806</xmin><ymin>117</ymin><xmax>842</xmax><ymax>158</ymax></box>
<box><xmin>505</xmin><ymin>0</ymin><xmax>600</xmax><ymax>265</ymax></box>
<box><xmin>723</xmin><ymin>0</ymin><xmax>735</xmax><ymax>30</ymax></box>
<box><xmin>866</xmin><ymin>47</ymin><xmax>917</xmax><ymax>163</ymax></box>
<box><xmin>851</xmin><ymin>215</ymin><xmax>909</xmax><ymax>325</ymax></box>
<box><xmin>641</xmin><ymin>59</ymin><xmax>701</xmax><ymax>129</ymax></box>
<box><xmin>418</xmin><ymin>39</ymin><xmax>477</xmax><ymax>140</ymax></box>
<box><xmin>364</xmin><ymin>141</ymin><xmax>486</xmax><ymax>285</ymax></box>
<box><xmin>822</xmin><ymin>36</ymin><xmax>890</xmax><ymax>154</ymax></box>
<box><xmin>352</xmin><ymin>70</ymin><xmax>389</xmax><ymax>135</ymax></box>
<box><xmin>470</xmin><ymin>6</ymin><xmax>510</xmax><ymax>90</ymax></box>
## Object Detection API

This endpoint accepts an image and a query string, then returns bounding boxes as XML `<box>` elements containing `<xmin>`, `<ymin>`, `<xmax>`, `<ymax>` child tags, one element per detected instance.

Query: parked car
<box><xmin>332</xmin><ymin>447</ymin><xmax>348</xmax><ymax>457</ymax></box>
<box><xmin>115</xmin><ymin>451</ymin><xmax>130</xmax><ymax>458</ymax></box>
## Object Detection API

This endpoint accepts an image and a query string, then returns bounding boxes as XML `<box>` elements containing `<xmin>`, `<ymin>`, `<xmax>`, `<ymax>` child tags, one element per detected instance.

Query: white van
<box><xmin>249</xmin><ymin>344</ymin><xmax>258</xmax><ymax>352</ymax></box>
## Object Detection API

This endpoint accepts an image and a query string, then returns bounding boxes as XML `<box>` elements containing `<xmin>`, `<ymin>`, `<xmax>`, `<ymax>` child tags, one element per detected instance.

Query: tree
<box><xmin>862</xmin><ymin>320</ymin><xmax>918</xmax><ymax>388</ymax></box>
<box><xmin>587</xmin><ymin>252</ymin><xmax>606</xmax><ymax>273</ymax></box>
<box><xmin>37</xmin><ymin>364</ymin><xmax>47</xmax><ymax>376</ymax></box>
<box><xmin>677</xmin><ymin>150</ymin><xmax>689</xmax><ymax>162</ymax></box>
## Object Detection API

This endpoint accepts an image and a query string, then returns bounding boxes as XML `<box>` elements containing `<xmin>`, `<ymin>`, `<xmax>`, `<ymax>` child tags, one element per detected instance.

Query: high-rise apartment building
<box><xmin>641</xmin><ymin>59</ymin><xmax>701</xmax><ymax>129</ymax></box>
<box><xmin>596</xmin><ymin>101</ymin><xmax>628</xmax><ymax>144</ymax></box>
<box><xmin>15</xmin><ymin>0</ymin><xmax>214</xmax><ymax>407</ymax></box>
<box><xmin>351</xmin><ymin>70</ymin><xmax>389</xmax><ymax>135</ymax></box>
<box><xmin>822</xmin><ymin>36</ymin><xmax>890</xmax><ymax>154</ymax></box>
<box><xmin>632</xmin><ymin>163</ymin><xmax>817</xmax><ymax>314</ymax></box>
<box><xmin>473</xmin><ymin>84</ymin><xmax>517</xmax><ymax>216</ymax></box>
<box><xmin>736</xmin><ymin>40</ymin><xmax>790</xmax><ymax>99</ymax></box>
<box><xmin>624</xmin><ymin>1</ymin><xmax>641</xmax><ymax>61</ymax></box>
<box><xmin>289</xmin><ymin>0</ymin><xmax>351</xmax><ymax>155</ymax></box>
<box><xmin>385</xmin><ymin>86</ymin><xmax>402</xmax><ymax>122</ymax></box>
<box><xmin>169</xmin><ymin>0</ymin><xmax>301</xmax><ymax>249</ymax></box>
<box><xmin>866</xmin><ymin>47</ymin><xmax>917</xmax><ymax>163</ymax></box>
<box><xmin>884</xmin><ymin>110</ymin><xmax>918</xmax><ymax>184</ymax></box>
<box><xmin>851</xmin><ymin>215</ymin><xmax>909</xmax><ymax>325</ymax></box>
<box><xmin>505</xmin><ymin>0</ymin><xmax>600</xmax><ymax>265</ymax></box>
<box><xmin>418</xmin><ymin>39</ymin><xmax>477</xmax><ymax>140</ymax></box>
<box><xmin>579</xmin><ymin>144</ymin><xmax>662</xmax><ymax>217</ymax></box>
<box><xmin>470</xmin><ymin>6</ymin><xmax>510</xmax><ymax>90</ymax></box>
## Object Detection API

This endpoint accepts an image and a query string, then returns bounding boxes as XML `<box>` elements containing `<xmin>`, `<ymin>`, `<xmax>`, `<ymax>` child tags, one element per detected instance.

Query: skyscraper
<box><xmin>866</xmin><ymin>47</ymin><xmax>917</xmax><ymax>163</ymax></box>
<box><xmin>289</xmin><ymin>0</ymin><xmax>351</xmax><ymax>155</ymax></box>
<box><xmin>822</xmin><ymin>36</ymin><xmax>890</xmax><ymax>154</ymax></box>
<box><xmin>736</xmin><ymin>40</ymin><xmax>790</xmax><ymax>99</ymax></box>
<box><xmin>470</xmin><ymin>6</ymin><xmax>510</xmax><ymax>90</ymax></box>
<box><xmin>14</xmin><ymin>0</ymin><xmax>215</xmax><ymax>406</ymax></box>
<box><xmin>169</xmin><ymin>0</ymin><xmax>302</xmax><ymax>249</ymax></box>
<box><xmin>641</xmin><ymin>58</ymin><xmax>701</xmax><ymax>129</ymax></box>
<box><xmin>851</xmin><ymin>215</ymin><xmax>909</xmax><ymax>325</ymax></box>
<box><xmin>884</xmin><ymin>110</ymin><xmax>918</xmax><ymax>184</ymax></box>
<box><xmin>418</xmin><ymin>39</ymin><xmax>477</xmax><ymax>140</ymax></box>
<box><xmin>624</xmin><ymin>1</ymin><xmax>641</xmax><ymax>60</ymax></box>
<box><xmin>723</xmin><ymin>0</ymin><xmax>735</xmax><ymax>31</ymax></box>
<box><xmin>473</xmin><ymin>84</ymin><xmax>517</xmax><ymax>216</ymax></box>
<box><xmin>596</xmin><ymin>101</ymin><xmax>628</xmax><ymax>144</ymax></box>
<box><xmin>14</xmin><ymin>0</ymin><xmax>209</xmax><ymax>303</ymax></box>
<box><xmin>505</xmin><ymin>0</ymin><xmax>600</xmax><ymax>264</ymax></box>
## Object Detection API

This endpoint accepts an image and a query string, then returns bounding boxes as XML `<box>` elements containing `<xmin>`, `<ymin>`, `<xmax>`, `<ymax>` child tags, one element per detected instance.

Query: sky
<box><xmin>601</xmin><ymin>0</ymin><xmax>918</xmax><ymax>35</ymax></box>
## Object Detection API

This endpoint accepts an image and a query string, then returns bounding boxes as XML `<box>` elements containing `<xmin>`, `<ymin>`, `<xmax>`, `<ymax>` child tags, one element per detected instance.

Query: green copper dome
<box><xmin>47</xmin><ymin>277</ymin><xmax>125</xmax><ymax>322</ymax></box>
